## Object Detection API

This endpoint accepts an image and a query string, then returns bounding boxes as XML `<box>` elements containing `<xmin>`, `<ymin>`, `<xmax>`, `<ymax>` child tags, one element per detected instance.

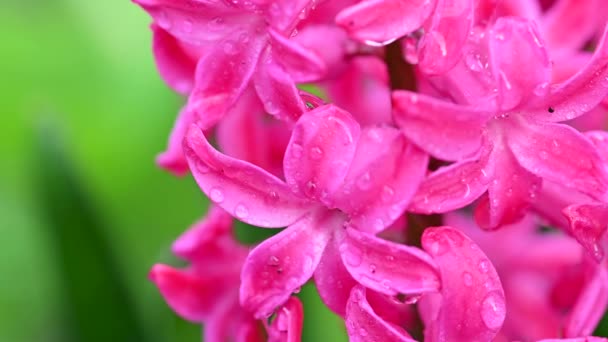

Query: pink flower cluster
<box><xmin>133</xmin><ymin>0</ymin><xmax>608</xmax><ymax>341</ymax></box>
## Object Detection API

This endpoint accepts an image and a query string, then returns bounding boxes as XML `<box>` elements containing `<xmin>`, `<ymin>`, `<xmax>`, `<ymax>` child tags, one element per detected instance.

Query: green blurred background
<box><xmin>0</xmin><ymin>1</ymin><xmax>347</xmax><ymax>341</ymax></box>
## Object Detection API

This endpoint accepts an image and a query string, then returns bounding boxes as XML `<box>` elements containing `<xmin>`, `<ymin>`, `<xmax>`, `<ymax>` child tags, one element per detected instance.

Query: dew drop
<box><xmin>195</xmin><ymin>160</ymin><xmax>210</xmax><ymax>174</ymax></box>
<box><xmin>223</xmin><ymin>41</ymin><xmax>237</xmax><ymax>55</ymax></box>
<box><xmin>381</xmin><ymin>186</ymin><xmax>394</xmax><ymax>203</ymax></box>
<box><xmin>209</xmin><ymin>187</ymin><xmax>225</xmax><ymax>203</ymax></box>
<box><xmin>481</xmin><ymin>292</ymin><xmax>506</xmax><ymax>330</ymax></box>
<box><xmin>358</xmin><ymin>328</ymin><xmax>368</xmax><ymax>337</ymax></box>
<box><xmin>235</xmin><ymin>203</ymin><xmax>249</xmax><ymax>219</ymax></box>
<box><xmin>343</xmin><ymin>244</ymin><xmax>363</xmax><ymax>267</ymax></box>
<box><xmin>369</xmin><ymin>264</ymin><xmax>377</xmax><ymax>274</ymax></box>
<box><xmin>310</xmin><ymin>146</ymin><xmax>324</xmax><ymax>160</ymax></box>
<box><xmin>357</xmin><ymin>172</ymin><xmax>372</xmax><ymax>190</ymax></box>
<box><xmin>462</xmin><ymin>272</ymin><xmax>473</xmax><ymax>287</ymax></box>
<box><xmin>268</xmin><ymin>255</ymin><xmax>280</xmax><ymax>266</ymax></box>
<box><xmin>478</xmin><ymin>260</ymin><xmax>490</xmax><ymax>273</ymax></box>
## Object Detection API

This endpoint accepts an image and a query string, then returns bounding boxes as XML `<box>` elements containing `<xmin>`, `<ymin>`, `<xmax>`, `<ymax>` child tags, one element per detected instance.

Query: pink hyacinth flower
<box><xmin>346</xmin><ymin>226</ymin><xmax>506</xmax><ymax>341</ymax></box>
<box><xmin>135</xmin><ymin>0</ymin><xmax>327</xmax><ymax>130</ymax></box>
<box><xmin>394</xmin><ymin>17</ymin><xmax>608</xmax><ymax>229</ymax></box>
<box><xmin>337</xmin><ymin>0</ymin><xmax>475</xmax><ymax>74</ymax></box>
<box><xmin>183</xmin><ymin>104</ymin><xmax>434</xmax><ymax>317</ymax></box>
<box><xmin>445</xmin><ymin>212</ymin><xmax>608</xmax><ymax>340</ymax></box>
<box><xmin>149</xmin><ymin>205</ymin><xmax>304</xmax><ymax>341</ymax></box>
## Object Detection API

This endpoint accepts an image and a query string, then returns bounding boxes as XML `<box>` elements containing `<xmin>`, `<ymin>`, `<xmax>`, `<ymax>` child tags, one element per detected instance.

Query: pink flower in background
<box><xmin>149</xmin><ymin>205</ymin><xmax>303</xmax><ymax>342</ymax></box>
<box><xmin>394</xmin><ymin>18</ymin><xmax>608</xmax><ymax>229</ymax></box>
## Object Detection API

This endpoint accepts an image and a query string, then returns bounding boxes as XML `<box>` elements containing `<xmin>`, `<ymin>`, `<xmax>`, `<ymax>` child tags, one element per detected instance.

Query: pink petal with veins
<box><xmin>508</xmin><ymin>120</ymin><xmax>608</xmax><ymax>202</ymax></box>
<box><xmin>393</xmin><ymin>91</ymin><xmax>489</xmax><ymax>160</ymax></box>
<box><xmin>421</xmin><ymin>226</ymin><xmax>506</xmax><ymax>342</ymax></box>
<box><xmin>283</xmin><ymin>105</ymin><xmax>360</xmax><ymax>203</ymax></box>
<box><xmin>184</xmin><ymin>125</ymin><xmax>314</xmax><ymax>228</ymax></box>
<box><xmin>340</xmin><ymin>228</ymin><xmax>440</xmax><ymax>296</ymax></box>
<box><xmin>345</xmin><ymin>286</ymin><xmax>417</xmax><ymax>342</ymax></box>
<box><xmin>331</xmin><ymin>127</ymin><xmax>429</xmax><ymax>233</ymax></box>
<box><xmin>336</xmin><ymin>0</ymin><xmax>435</xmax><ymax>46</ymax></box>
<box><xmin>240</xmin><ymin>210</ymin><xmax>338</xmax><ymax>318</ymax></box>
<box><xmin>489</xmin><ymin>18</ymin><xmax>551</xmax><ymax>111</ymax></box>
<box><xmin>188</xmin><ymin>32</ymin><xmax>266</xmax><ymax>129</ymax></box>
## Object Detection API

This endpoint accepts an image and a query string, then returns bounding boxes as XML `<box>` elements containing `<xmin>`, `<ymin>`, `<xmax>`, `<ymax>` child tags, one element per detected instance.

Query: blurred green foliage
<box><xmin>0</xmin><ymin>0</ymin><xmax>346</xmax><ymax>341</ymax></box>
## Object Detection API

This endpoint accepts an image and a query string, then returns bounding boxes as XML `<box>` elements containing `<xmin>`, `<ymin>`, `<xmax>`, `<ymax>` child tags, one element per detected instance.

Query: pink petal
<box><xmin>267</xmin><ymin>297</ymin><xmax>304</xmax><ymax>342</ymax></box>
<box><xmin>283</xmin><ymin>105</ymin><xmax>360</xmax><ymax>203</ymax></box>
<box><xmin>563</xmin><ymin>203</ymin><xmax>608</xmax><ymax>262</ymax></box>
<box><xmin>340</xmin><ymin>227</ymin><xmax>440</xmax><ymax>296</ymax></box>
<box><xmin>184</xmin><ymin>125</ymin><xmax>314</xmax><ymax>228</ymax></box>
<box><xmin>476</xmin><ymin>0</ymin><xmax>542</xmax><ymax>22</ymax></box>
<box><xmin>215</xmin><ymin>87</ymin><xmax>290</xmax><ymax>177</ymax></box>
<box><xmin>336</xmin><ymin>0</ymin><xmax>435</xmax><ymax>46</ymax></box>
<box><xmin>345</xmin><ymin>286</ymin><xmax>417</xmax><ymax>342</ymax></box>
<box><xmin>151</xmin><ymin>24</ymin><xmax>199</xmax><ymax>95</ymax></box>
<box><xmin>526</xmin><ymin>25</ymin><xmax>608</xmax><ymax>122</ymax></box>
<box><xmin>253</xmin><ymin>57</ymin><xmax>306</xmax><ymax>123</ymax></box>
<box><xmin>156</xmin><ymin>105</ymin><xmax>195</xmax><ymax>176</ymax></box>
<box><xmin>489</xmin><ymin>18</ymin><xmax>552</xmax><ymax>111</ymax></box>
<box><xmin>417</xmin><ymin>0</ymin><xmax>475</xmax><ymax>75</ymax></box>
<box><xmin>239</xmin><ymin>210</ymin><xmax>338</xmax><ymax>318</ymax></box>
<box><xmin>149</xmin><ymin>264</ymin><xmax>222</xmax><ymax>322</ymax></box>
<box><xmin>133</xmin><ymin>0</ymin><xmax>256</xmax><ymax>44</ymax></box>
<box><xmin>507</xmin><ymin>120</ymin><xmax>608</xmax><ymax>202</ymax></box>
<box><xmin>171</xmin><ymin>205</ymin><xmax>237</xmax><ymax>261</ymax></box>
<box><xmin>188</xmin><ymin>32</ymin><xmax>266</xmax><ymax>129</ymax></box>
<box><xmin>539</xmin><ymin>338</ymin><xmax>608</xmax><ymax>342</ymax></box>
<box><xmin>294</xmin><ymin>25</ymin><xmax>349</xmax><ymax>79</ymax></box>
<box><xmin>565</xmin><ymin>265</ymin><xmax>608</xmax><ymax>337</ymax></box>
<box><xmin>314</xmin><ymin>237</ymin><xmax>358</xmax><ymax>316</ymax></box>
<box><xmin>421</xmin><ymin>227</ymin><xmax>506</xmax><ymax>341</ymax></box>
<box><xmin>269</xmin><ymin>29</ymin><xmax>327</xmax><ymax>82</ymax></box>
<box><xmin>324</xmin><ymin>57</ymin><xmax>392</xmax><ymax>126</ymax></box>
<box><xmin>474</xmin><ymin>146</ymin><xmax>542</xmax><ymax>230</ymax></box>
<box><xmin>541</xmin><ymin>0</ymin><xmax>602</xmax><ymax>52</ymax></box>
<box><xmin>392</xmin><ymin>91</ymin><xmax>490</xmax><ymax>161</ymax></box>
<box><xmin>586</xmin><ymin>130</ymin><xmax>608</xmax><ymax>162</ymax></box>
<box><xmin>327</xmin><ymin>127</ymin><xmax>428</xmax><ymax>233</ymax></box>
<box><xmin>409</xmin><ymin>141</ymin><xmax>493</xmax><ymax>214</ymax></box>
<box><xmin>265</xmin><ymin>0</ymin><xmax>316</xmax><ymax>33</ymax></box>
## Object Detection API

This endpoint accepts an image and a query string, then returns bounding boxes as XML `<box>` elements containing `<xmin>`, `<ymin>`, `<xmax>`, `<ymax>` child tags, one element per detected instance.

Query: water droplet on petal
<box><xmin>268</xmin><ymin>255</ymin><xmax>280</xmax><ymax>266</ymax></box>
<box><xmin>182</xmin><ymin>20</ymin><xmax>193</xmax><ymax>33</ymax></box>
<box><xmin>539</xmin><ymin>150</ymin><xmax>549</xmax><ymax>160</ymax></box>
<box><xmin>481</xmin><ymin>291</ymin><xmax>506</xmax><ymax>330</ymax></box>
<box><xmin>462</xmin><ymin>272</ymin><xmax>473</xmax><ymax>286</ymax></box>
<box><xmin>381</xmin><ymin>186</ymin><xmax>394</xmax><ymax>203</ymax></box>
<box><xmin>310</xmin><ymin>146</ymin><xmax>323</xmax><ymax>160</ymax></box>
<box><xmin>479</xmin><ymin>260</ymin><xmax>490</xmax><ymax>273</ymax></box>
<box><xmin>235</xmin><ymin>203</ymin><xmax>249</xmax><ymax>219</ymax></box>
<box><xmin>357</xmin><ymin>172</ymin><xmax>372</xmax><ymax>190</ymax></box>
<box><xmin>157</xmin><ymin>11</ymin><xmax>172</xmax><ymax>29</ymax></box>
<box><xmin>343</xmin><ymin>243</ymin><xmax>363</xmax><ymax>267</ymax></box>
<box><xmin>195</xmin><ymin>160</ymin><xmax>210</xmax><ymax>174</ymax></box>
<box><xmin>209</xmin><ymin>187</ymin><xmax>225</xmax><ymax>203</ymax></box>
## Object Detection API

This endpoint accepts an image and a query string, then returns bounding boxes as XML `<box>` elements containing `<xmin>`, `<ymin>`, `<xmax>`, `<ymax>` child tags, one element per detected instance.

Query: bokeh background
<box><xmin>0</xmin><ymin>1</ymin><xmax>347</xmax><ymax>341</ymax></box>
<box><xmin>2</xmin><ymin>1</ymin><xmax>607</xmax><ymax>341</ymax></box>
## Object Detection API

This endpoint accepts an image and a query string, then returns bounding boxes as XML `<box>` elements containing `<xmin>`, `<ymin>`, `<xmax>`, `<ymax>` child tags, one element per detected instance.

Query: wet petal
<box><xmin>314</xmin><ymin>238</ymin><xmax>357</xmax><ymax>317</ymax></box>
<box><xmin>188</xmin><ymin>32</ymin><xmax>266</xmax><ymax>129</ymax></box>
<box><xmin>474</xmin><ymin>146</ymin><xmax>542</xmax><ymax>230</ymax></box>
<box><xmin>254</xmin><ymin>57</ymin><xmax>306</xmax><ymax>123</ymax></box>
<box><xmin>267</xmin><ymin>297</ymin><xmax>304</xmax><ymax>342</ymax></box>
<box><xmin>151</xmin><ymin>24</ymin><xmax>199</xmax><ymax>95</ymax></box>
<box><xmin>184</xmin><ymin>125</ymin><xmax>314</xmax><ymax>228</ymax></box>
<box><xmin>409</xmin><ymin>142</ymin><xmax>493</xmax><ymax>214</ymax></box>
<box><xmin>417</xmin><ymin>0</ymin><xmax>475</xmax><ymax>75</ymax></box>
<box><xmin>134</xmin><ymin>0</ymin><xmax>256</xmax><ymax>44</ymax></box>
<box><xmin>526</xmin><ymin>25</ymin><xmax>608</xmax><ymax>122</ymax></box>
<box><xmin>336</xmin><ymin>0</ymin><xmax>435</xmax><ymax>46</ymax></box>
<box><xmin>392</xmin><ymin>91</ymin><xmax>490</xmax><ymax>161</ymax></box>
<box><xmin>489</xmin><ymin>17</ymin><xmax>552</xmax><ymax>111</ymax></box>
<box><xmin>340</xmin><ymin>228</ymin><xmax>440</xmax><ymax>296</ymax></box>
<box><xmin>563</xmin><ymin>203</ymin><xmax>608</xmax><ymax>262</ymax></box>
<box><xmin>283</xmin><ymin>105</ymin><xmax>360</xmax><ymax>203</ymax></box>
<box><xmin>240</xmin><ymin>210</ymin><xmax>337</xmax><ymax>318</ymax></box>
<box><xmin>345</xmin><ymin>286</ymin><xmax>417</xmax><ymax>342</ymax></box>
<box><xmin>269</xmin><ymin>29</ymin><xmax>327</xmax><ymax>82</ymax></box>
<box><xmin>149</xmin><ymin>264</ymin><xmax>222</xmax><ymax>322</ymax></box>
<box><xmin>421</xmin><ymin>227</ymin><xmax>506</xmax><ymax>341</ymax></box>
<box><xmin>507</xmin><ymin>120</ymin><xmax>608</xmax><ymax>202</ymax></box>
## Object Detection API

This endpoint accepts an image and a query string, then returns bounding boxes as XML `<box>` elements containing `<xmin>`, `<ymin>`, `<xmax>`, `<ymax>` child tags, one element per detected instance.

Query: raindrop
<box><xmin>381</xmin><ymin>186</ymin><xmax>394</xmax><ymax>203</ymax></box>
<box><xmin>343</xmin><ymin>244</ymin><xmax>363</xmax><ymax>267</ymax></box>
<box><xmin>235</xmin><ymin>203</ymin><xmax>249</xmax><ymax>219</ymax></box>
<box><xmin>268</xmin><ymin>255</ymin><xmax>280</xmax><ymax>266</ymax></box>
<box><xmin>209</xmin><ymin>187</ymin><xmax>225</xmax><ymax>203</ymax></box>
<box><xmin>223</xmin><ymin>41</ymin><xmax>237</xmax><ymax>55</ymax></box>
<box><xmin>539</xmin><ymin>150</ymin><xmax>549</xmax><ymax>160</ymax></box>
<box><xmin>310</xmin><ymin>146</ymin><xmax>324</xmax><ymax>160</ymax></box>
<box><xmin>157</xmin><ymin>11</ymin><xmax>172</xmax><ymax>29</ymax></box>
<box><xmin>369</xmin><ymin>264</ymin><xmax>377</xmax><ymax>274</ymax></box>
<box><xmin>478</xmin><ymin>260</ymin><xmax>490</xmax><ymax>273</ymax></box>
<box><xmin>462</xmin><ymin>272</ymin><xmax>473</xmax><ymax>286</ymax></box>
<box><xmin>480</xmin><ymin>291</ymin><xmax>506</xmax><ymax>330</ymax></box>
<box><xmin>358</xmin><ymin>328</ymin><xmax>368</xmax><ymax>337</ymax></box>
